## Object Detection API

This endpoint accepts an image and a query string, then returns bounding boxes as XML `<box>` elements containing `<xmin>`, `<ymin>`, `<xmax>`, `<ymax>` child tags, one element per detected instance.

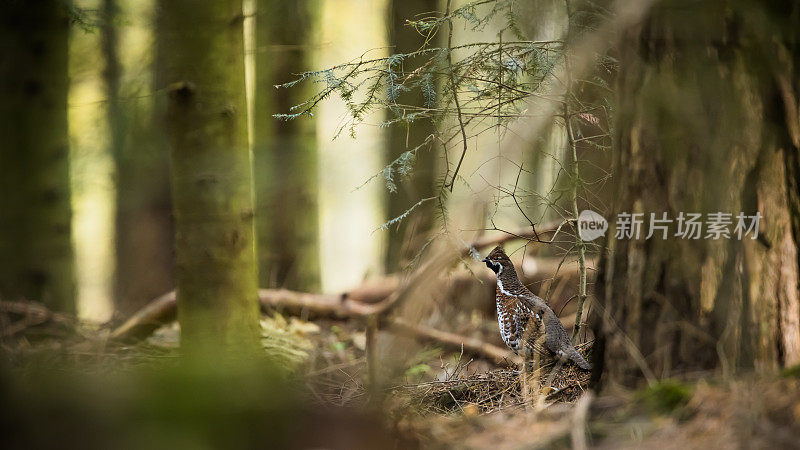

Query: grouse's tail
<box><xmin>555</xmin><ymin>344</ymin><xmax>592</xmax><ymax>370</ymax></box>
<box><xmin>542</xmin><ymin>310</ymin><xmax>592</xmax><ymax>370</ymax></box>
<box><xmin>566</xmin><ymin>345</ymin><xmax>592</xmax><ymax>370</ymax></box>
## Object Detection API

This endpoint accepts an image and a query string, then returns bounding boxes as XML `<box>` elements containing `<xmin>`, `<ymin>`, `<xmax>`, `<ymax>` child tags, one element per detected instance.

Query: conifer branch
<box><xmin>443</xmin><ymin>0</ymin><xmax>469</xmax><ymax>193</ymax></box>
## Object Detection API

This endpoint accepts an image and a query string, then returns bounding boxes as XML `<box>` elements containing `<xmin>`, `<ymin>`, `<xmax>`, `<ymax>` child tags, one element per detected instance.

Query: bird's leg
<box><xmin>531</xmin><ymin>335</ymin><xmax>548</xmax><ymax>410</ymax></box>
<box><xmin>520</xmin><ymin>354</ymin><xmax>532</xmax><ymax>408</ymax></box>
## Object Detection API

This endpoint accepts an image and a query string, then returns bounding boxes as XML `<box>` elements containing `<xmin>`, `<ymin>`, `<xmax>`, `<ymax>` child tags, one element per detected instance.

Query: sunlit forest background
<box><xmin>2</xmin><ymin>0</ymin><xmax>800</xmax><ymax>448</ymax></box>
<box><xmin>59</xmin><ymin>0</ymin><xmax>537</xmax><ymax>319</ymax></box>
<box><xmin>68</xmin><ymin>0</ymin><xmax>388</xmax><ymax>319</ymax></box>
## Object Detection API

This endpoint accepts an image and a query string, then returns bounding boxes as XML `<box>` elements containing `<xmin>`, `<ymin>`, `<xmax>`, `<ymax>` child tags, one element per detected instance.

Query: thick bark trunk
<box><xmin>595</xmin><ymin>1</ymin><xmax>800</xmax><ymax>386</ymax></box>
<box><xmin>0</xmin><ymin>1</ymin><xmax>76</xmax><ymax>313</ymax></box>
<box><xmin>158</xmin><ymin>0</ymin><xmax>260</xmax><ymax>352</ymax></box>
<box><xmin>384</xmin><ymin>0</ymin><xmax>439</xmax><ymax>271</ymax></box>
<box><xmin>254</xmin><ymin>0</ymin><xmax>320</xmax><ymax>291</ymax></box>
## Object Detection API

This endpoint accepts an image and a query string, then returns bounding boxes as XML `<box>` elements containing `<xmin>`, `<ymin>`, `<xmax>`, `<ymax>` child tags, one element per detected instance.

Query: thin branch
<box><xmin>444</xmin><ymin>0</ymin><xmax>469</xmax><ymax>192</ymax></box>
<box><xmin>389</xmin><ymin>317</ymin><xmax>520</xmax><ymax>365</ymax></box>
<box><xmin>564</xmin><ymin>0</ymin><xmax>589</xmax><ymax>343</ymax></box>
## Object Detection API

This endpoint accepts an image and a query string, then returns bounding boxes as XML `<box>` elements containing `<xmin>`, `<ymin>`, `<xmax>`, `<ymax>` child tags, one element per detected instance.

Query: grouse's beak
<box><xmin>481</xmin><ymin>257</ymin><xmax>487</xmax><ymax>262</ymax></box>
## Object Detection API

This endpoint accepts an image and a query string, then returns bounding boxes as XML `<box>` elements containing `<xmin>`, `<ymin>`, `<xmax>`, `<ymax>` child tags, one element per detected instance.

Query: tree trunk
<box><xmin>384</xmin><ymin>0</ymin><xmax>439</xmax><ymax>271</ymax></box>
<box><xmin>254</xmin><ymin>0</ymin><xmax>320</xmax><ymax>291</ymax></box>
<box><xmin>105</xmin><ymin>0</ymin><xmax>175</xmax><ymax>317</ymax></box>
<box><xmin>595</xmin><ymin>1</ymin><xmax>800</xmax><ymax>386</ymax></box>
<box><xmin>158</xmin><ymin>0</ymin><xmax>260</xmax><ymax>353</ymax></box>
<box><xmin>0</xmin><ymin>1</ymin><xmax>76</xmax><ymax>313</ymax></box>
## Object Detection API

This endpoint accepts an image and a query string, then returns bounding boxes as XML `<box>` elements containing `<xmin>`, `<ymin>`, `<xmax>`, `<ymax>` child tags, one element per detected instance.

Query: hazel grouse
<box><xmin>483</xmin><ymin>245</ymin><xmax>591</xmax><ymax>370</ymax></box>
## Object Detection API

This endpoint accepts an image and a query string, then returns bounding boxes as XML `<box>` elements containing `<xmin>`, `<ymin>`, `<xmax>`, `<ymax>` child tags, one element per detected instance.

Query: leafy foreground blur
<box><xmin>2</xmin><ymin>306</ymin><xmax>800</xmax><ymax>450</ymax></box>
<box><xmin>0</xmin><ymin>316</ymin><xmax>406</xmax><ymax>450</ymax></box>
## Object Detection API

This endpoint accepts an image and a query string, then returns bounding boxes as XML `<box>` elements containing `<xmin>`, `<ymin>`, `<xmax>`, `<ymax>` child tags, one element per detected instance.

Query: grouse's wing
<box><xmin>512</xmin><ymin>302</ymin><xmax>551</xmax><ymax>357</ymax></box>
<box><xmin>513</xmin><ymin>300</ymin><xmax>540</xmax><ymax>346</ymax></box>
<box><xmin>516</xmin><ymin>291</ymin><xmax>552</xmax><ymax>317</ymax></box>
<box><xmin>517</xmin><ymin>293</ymin><xmax>571</xmax><ymax>352</ymax></box>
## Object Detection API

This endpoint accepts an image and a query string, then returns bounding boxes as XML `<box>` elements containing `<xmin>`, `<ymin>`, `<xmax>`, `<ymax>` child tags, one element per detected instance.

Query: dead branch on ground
<box><xmin>109</xmin><ymin>222</ymin><xmax>579</xmax><ymax>364</ymax></box>
<box><xmin>0</xmin><ymin>300</ymin><xmax>75</xmax><ymax>338</ymax></box>
<box><xmin>388</xmin><ymin>317</ymin><xmax>520</xmax><ymax>365</ymax></box>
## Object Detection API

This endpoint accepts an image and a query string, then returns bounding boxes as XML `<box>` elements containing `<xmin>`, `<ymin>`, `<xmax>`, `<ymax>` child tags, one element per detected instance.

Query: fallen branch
<box><xmin>111</xmin><ymin>286</ymin><xmax>414</xmax><ymax>341</ymax></box>
<box><xmin>110</xmin><ymin>223</ymin><xmax>580</xmax><ymax>367</ymax></box>
<box><xmin>387</xmin><ymin>317</ymin><xmax>520</xmax><ymax>365</ymax></box>
<box><xmin>110</xmin><ymin>254</ymin><xmax>585</xmax><ymax>342</ymax></box>
<box><xmin>108</xmin><ymin>292</ymin><xmax>177</xmax><ymax>341</ymax></box>
<box><xmin>0</xmin><ymin>300</ymin><xmax>75</xmax><ymax>337</ymax></box>
<box><xmin>109</xmin><ymin>288</ymin><xmax>518</xmax><ymax>364</ymax></box>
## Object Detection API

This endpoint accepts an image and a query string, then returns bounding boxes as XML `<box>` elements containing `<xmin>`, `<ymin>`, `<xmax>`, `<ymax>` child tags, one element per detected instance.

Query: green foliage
<box><xmin>379</xmin><ymin>197</ymin><xmax>437</xmax><ymax>231</ymax></box>
<box><xmin>278</xmin><ymin>1</ymin><xmax>574</xmax><ymax>235</ymax></box>
<box><xmin>279</xmin><ymin>1</ymin><xmax>563</xmax><ymax>148</ymax></box>
<box><xmin>62</xmin><ymin>1</ymin><xmax>101</xmax><ymax>33</ymax></box>
<box><xmin>636</xmin><ymin>379</ymin><xmax>693</xmax><ymax>414</ymax></box>
<box><xmin>260</xmin><ymin>314</ymin><xmax>317</xmax><ymax>370</ymax></box>
<box><xmin>780</xmin><ymin>364</ymin><xmax>800</xmax><ymax>379</ymax></box>
<box><xmin>385</xmin><ymin>54</ymin><xmax>407</xmax><ymax>103</ymax></box>
<box><xmin>405</xmin><ymin>363</ymin><xmax>431</xmax><ymax>379</ymax></box>
<box><xmin>384</xmin><ymin>150</ymin><xmax>416</xmax><ymax>192</ymax></box>
<box><xmin>0</xmin><ymin>353</ymin><xmax>305</xmax><ymax>449</ymax></box>
<box><xmin>281</xmin><ymin>0</ymin><xmax>613</xmax><ymax>249</ymax></box>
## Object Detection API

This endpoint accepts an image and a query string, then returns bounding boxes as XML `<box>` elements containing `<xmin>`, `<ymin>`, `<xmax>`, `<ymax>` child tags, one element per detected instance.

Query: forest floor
<box><xmin>2</xmin><ymin>302</ymin><xmax>800</xmax><ymax>449</ymax></box>
<box><xmin>261</xmin><ymin>315</ymin><xmax>800</xmax><ymax>449</ymax></box>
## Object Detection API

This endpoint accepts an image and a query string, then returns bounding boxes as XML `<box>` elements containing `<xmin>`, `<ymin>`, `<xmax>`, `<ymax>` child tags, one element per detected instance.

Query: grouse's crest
<box><xmin>483</xmin><ymin>245</ymin><xmax>511</xmax><ymax>272</ymax></box>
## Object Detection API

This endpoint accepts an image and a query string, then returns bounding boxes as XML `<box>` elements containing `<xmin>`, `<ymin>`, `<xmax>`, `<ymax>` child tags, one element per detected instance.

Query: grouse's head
<box><xmin>482</xmin><ymin>245</ymin><xmax>513</xmax><ymax>275</ymax></box>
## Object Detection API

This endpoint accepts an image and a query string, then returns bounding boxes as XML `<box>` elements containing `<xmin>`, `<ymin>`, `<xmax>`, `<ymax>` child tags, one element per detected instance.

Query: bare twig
<box><xmin>564</xmin><ymin>0</ymin><xmax>589</xmax><ymax>343</ymax></box>
<box><xmin>443</xmin><ymin>0</ymin><xmax>469</xmax><ymax>192</ymax></box>
<box><xmin>366</xmin><ymin>314</ymin><xmax>379</xmax><ymax>396</ymax></box>
<box><xmin>468</xmin><ymin>219</ymin><xmax>572</xmax><ymax>253</ymax></box>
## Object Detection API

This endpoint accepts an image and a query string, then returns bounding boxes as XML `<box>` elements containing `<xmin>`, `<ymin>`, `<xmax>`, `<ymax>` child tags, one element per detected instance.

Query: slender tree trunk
<box><xmin>0</xmin><ymin>1</ymin><xmax>76</xmax><ymax>313</ymax></box>
<box><xmin>254</xmin><ymin>0</ymin><xmax>320</xmax><ymax>291</ymax></box>
<box><xmin>104</xmin><ymin>0</ymin><xmax>174</xmax><ymax>317</ymax></box>
<box><xmin>101</xmin><ymin>0</ymin><xmax>123</xmax><ymax>174</ymax></box>
<box><xmin>594</xmin><ymin>1</ymin><xmax>800</xmax><ymax>386</ymax></box>
<box><xmin>385</xmin><ymin>0</ymin><xmax>438</xmax><ymax>271</ymax></box>
<box><xmin>158</xmin><ymin>0</ymin><xmax>260</xmax><ymax>352</ymax></box>
<box><xmin>518</xmin><ymin>0</ymin><xmax>569</xmax><ymax>224</ymax></box>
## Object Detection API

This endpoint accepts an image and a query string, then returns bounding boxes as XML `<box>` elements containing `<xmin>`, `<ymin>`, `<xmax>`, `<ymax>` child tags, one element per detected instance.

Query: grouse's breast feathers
<box><xmin>482</xmin><ymin>245</ymin><xmax>591</xmax><ymax>370</ymax></box>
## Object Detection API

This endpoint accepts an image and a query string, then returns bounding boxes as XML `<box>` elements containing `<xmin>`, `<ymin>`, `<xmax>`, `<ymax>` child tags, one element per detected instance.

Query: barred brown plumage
<box><xmin>482</xmin><ymin>245</ymin><xmax>591</xmax><ymax>370</ymax></box>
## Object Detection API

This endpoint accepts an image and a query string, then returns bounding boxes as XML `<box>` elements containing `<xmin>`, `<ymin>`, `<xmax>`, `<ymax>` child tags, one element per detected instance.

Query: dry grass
<box><xmin>396</xmin><ymin>364</ymin><xmax>590</xmax><ymax>415</ymax></box>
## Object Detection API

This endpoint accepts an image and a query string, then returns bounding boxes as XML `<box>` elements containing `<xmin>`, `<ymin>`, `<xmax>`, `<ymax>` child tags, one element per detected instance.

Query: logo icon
<box><xmin>578</xmin><ymin>210</ymin><xmax>608</xmax><ymax>241</ymax></box>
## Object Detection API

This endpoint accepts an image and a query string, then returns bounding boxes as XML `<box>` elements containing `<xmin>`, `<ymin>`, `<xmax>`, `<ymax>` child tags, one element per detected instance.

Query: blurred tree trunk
<box><xmin>518</xmin><ymin>0</ymin><xmax>569</xmax><ymax>224</ymax></box>
<box><xmin>0</xmin><ymin>1</ymin><xmax>76</xmax><ymax>313</ymax></box>
<box><xmin>385</xmin><ymin>0</ymin><xmax>438</xmax><ymax>271</ymax></box>
<box><xmin>254</xmin><ymin>0</ymin><xmax>320</xmax><ymax>291</ymax></box>
<box><xmin>103</xmin><ymin>0</ymin><xmax>174</xmax><ymax>317</ymax></box>
<box><xmin>595</xmin><ymin>1</ymin><xmax>800</xmax><ymax>386</ymax></box>
<box><xmin>158</xmin><ymin>0</ymin><xmax>260</xmax><ymax>352</ymax></box>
